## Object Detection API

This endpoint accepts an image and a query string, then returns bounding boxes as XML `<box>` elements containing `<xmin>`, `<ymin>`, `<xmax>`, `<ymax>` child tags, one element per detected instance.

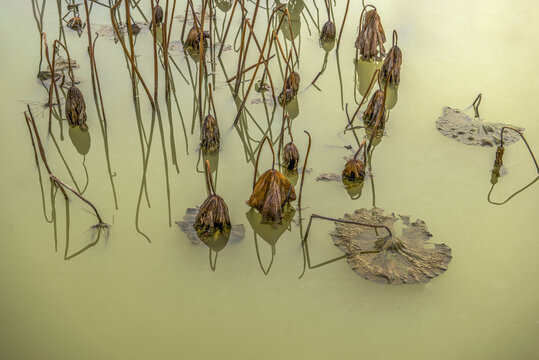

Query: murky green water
<box><xmin>1</xmin><ymin>0</ymin><xmax>538</xmax><ymax>359</ymax></box>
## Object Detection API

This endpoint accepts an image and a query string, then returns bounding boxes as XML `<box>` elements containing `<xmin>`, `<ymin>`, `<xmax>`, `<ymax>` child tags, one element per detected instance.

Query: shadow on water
<box><xmin>246</xmin><ymin>206</ymin><xmax>295</xmax><ymax>275</ymax></box>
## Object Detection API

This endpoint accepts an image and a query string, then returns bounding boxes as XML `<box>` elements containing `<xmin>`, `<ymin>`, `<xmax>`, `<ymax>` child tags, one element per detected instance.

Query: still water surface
<box><xmin>0</xmin><ymin>0</ymin><xmax>538</xmax><ymax>359</ymax></box>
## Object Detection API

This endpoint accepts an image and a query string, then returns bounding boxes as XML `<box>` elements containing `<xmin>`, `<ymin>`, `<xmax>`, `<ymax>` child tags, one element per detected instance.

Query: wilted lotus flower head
<box><xmin>195</xmin><ymin>160</ymin><xmax>231</xmax><ymax>234</ymax></box>
<box><xmin>283</xmin><ymin>142</ymin><xmax>300</xmax><ymax>170</ymax></box>
<box><xmin>65</xmin><ymin>85</ymin><xmax>88</xmax><ymax>131</ymax></box>
<box><xmin>363</xmin><ymin>89</ymin><xmax>386</xmax><ymax>127</ymax></box>
<box><xmin>320</xmin><ymin>21</ymin><xmax>336</xmax><ymax>42</ymax></box>
<box><xmin>381</xmin><ymin>30</ymin><xmax>402</xmax><ymax>85</ymax></box>
<box><xmin>287</xmin><ymin>71</ymin><xmax>300</xmax><ymax>93</ymax></box>
<box><xmin>342</xmin><ymin>138</ymin><xmax>367</xmax><ymax>182</ymax></box>
<box><xmin>185</xmin><ymin>26</ymin><xmax>209</xmax><ymax>50</ymax></box>
<box><xmin>67</xmin><ymin>16</ymin><xmax>83</xmax><ymax>31</ymax></box>
<box><xmin>247</xmin><ymin>136</ymin><xmax>296</xmax><ymax>223</ymax></box>
<box><xmin>200</xmin><ymin>114</ymin><xmax>220</xmax><ymax>152</ymax></box>
<box><xmin>492</xmin><ymin>145</ymin><xmax>505</xmax><ymax>177</ymax></box>
<box><xmin>355</xmin><ymin>6</ymin><xmax>386</xmax><ymax>60</ymax></box>
<box><xmin>153</xmin><ymin>3</ymin><xmax>164</xmax><ymax>26</ymax></box>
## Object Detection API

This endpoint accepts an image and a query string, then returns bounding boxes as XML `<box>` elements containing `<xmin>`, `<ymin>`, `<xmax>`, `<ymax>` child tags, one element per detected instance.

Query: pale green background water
<box><xmin>1</xmin><ymin>0</ymin><xmax>538</xmax><ymax>359</ymax></box>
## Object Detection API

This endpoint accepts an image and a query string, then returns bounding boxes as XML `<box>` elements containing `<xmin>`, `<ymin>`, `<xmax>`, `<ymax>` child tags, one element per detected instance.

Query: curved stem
<box><xmin>53</xmin><ymin>40</ymin><xmax>74</xmax><ymax>85</ymax></box>
<box><xmin>500</xmin><ymin>126</ymin><xmax>539</xmax><ymax>174</ymax></box>
<box><xmin>353</xmin><ymin>137</ymin><xmax>367</xmax><ymax>160</ymax></box>
<box><xmin>392</xmin><ymin>29</ymin><xmax>398</xmax><ymax>47</ymax></box>
<box><xmin>336</xmin><ymin>0</ymin><xmax>350</xmax><ymax>52</ymax></box>
<box><xmin>298</xmin><ymin>130</ymin><xmax>311</xmax><ymax>210</ymax></box>
<box><xmin>472</xmin><ymin>93</ymin><xmax>482</xmax><ymax>118</ymax></box>
<box><xmin>253</xmin><ymin>135</ymin><xmax>275</xmax><ymax>189</ymax></box>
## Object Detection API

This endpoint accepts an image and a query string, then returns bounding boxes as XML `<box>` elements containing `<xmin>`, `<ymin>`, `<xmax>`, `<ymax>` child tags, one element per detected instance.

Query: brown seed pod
<box><xmin>247</xmin><ymin>136</ymin><xmax>296</xmax><ymax>223</ymax></box>
<box><xmin>492</xmin><ymin>146</ymin><xmax>505</xmax><ymax>177</ymax></box>
<box><xmin>320</xmin><ymin>21</ymin><xmax>336</xmax><ymax>42</ymax></box>
<box><xmin>283</xmin><ymin>142</ymin><xmax>300</xmax><ymax>170</ymax></box>
<box><xmin>65</xmin><ymin>85</ymin><xmax>87</xmax><ymax>131</ymax></box>
<box><xmin>363</xmin><ymin>89</ymin><xmax>385</xmax><ymax>127</ymax></box>
<box><xmin>248</xmin><ymin>169</ymin><xmax>297</xmax><ymax>223</ymax></box>
<box><xmin>355</xmin><ymin>7</ymin><xmax>386</xmax><ymax>60</ymax></box>
<box><xmin>287</xmin><ymin>71</ymin><xmax>300</xmax><ymax>93</ymax></box>
<box><xmin>184</xmin><ymin>26</ymin><xmax>210</xmax><ymax>50</ymax></box>
<box><xmin>381</xmin><ymin>31</ymin><xmax>402</xmax><ymax>85</ymax></box>
<box><xmin>200</xmin><ymin>114</ymin><xmax>220</xmax><ymax>152</ymax></box>
<box><xmin>67</xmin><ymin>16</ymin><xmax>83</xmax><ymax>31</ymax></box>
<box><xmin>342</xmin><ymin>159</ymin><xmax>366</xmax><ymax>182</ymax></box>
<box><xmin>153</xmin><ymin>4</ymin><xmax>164</xmax><ymax>26</ymax></box>
<box><xmin>195</xmin><ymin>160</ymin><xmax>231</xmax><ymax>234</ymax></box>
<box><xmin>195</xmin><ymin>194</ymin><xmax>231</xmax><ymax>234</ymax></box>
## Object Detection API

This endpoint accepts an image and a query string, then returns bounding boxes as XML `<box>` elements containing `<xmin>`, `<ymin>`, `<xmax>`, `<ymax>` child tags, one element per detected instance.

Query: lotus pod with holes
<box><xmin>65</xmin><ymin>85</ymin><xmax>87</xmax><ymax>131</ymax></box>
<box><xmin>201</xmin><ymin>114</ymin><xmax>220</xmax><ymax>152</ymax></box>
<box><xmin>247</xmin><ymin>169</ymin><xmax>296</xmax><ymax>223</ymax></box>
<box><xmin>355</xmin><ymin>9</ymin><xmax>386</xmax><ymax>60</ymax></box>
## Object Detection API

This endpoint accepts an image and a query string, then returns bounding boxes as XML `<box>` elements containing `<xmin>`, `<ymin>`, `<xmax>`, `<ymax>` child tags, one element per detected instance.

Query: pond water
<box><xmin>1</xmin><ymin>0</ymin><xmax>538</xmax><ymax>359</ymax></box>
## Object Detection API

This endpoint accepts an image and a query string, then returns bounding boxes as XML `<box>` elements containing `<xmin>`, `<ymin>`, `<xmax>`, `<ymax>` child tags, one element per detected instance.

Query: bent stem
<box><xmin>304</xmin><ymin>214</ymin><xmax>393</xmax><ymax>246</ymax></box>
<box><xmin>253</xmin><ymin>135</ymin><xmax>276</xmax><ymax>189</ymax></box>
<box><xmin>500</xmin><ymin>126</ymin><xmax>539</xmax><ymax>174</ymax></box>
<box><xmin>298</xmin><ymin>130</ymin><xmax>311</xmax><ymax>210</ymax></box>
<box><xmin>25</xmin><ymin>106</ymin><xmax>107</xmax><ymax>226</ymax></box>
<box><xmin>336</xmin><ymin>0</ymin><xmax>350</xmax><ymax>52</ymax></box>
<box><xmin>472</xmin><ymin>93</ymin><xmax>482</xmax><ymax>118</ymax></box>
<box><xmin>353</xmin><ymin>137</ymin><xmax>367</xmax><ymax>160</ymax></box>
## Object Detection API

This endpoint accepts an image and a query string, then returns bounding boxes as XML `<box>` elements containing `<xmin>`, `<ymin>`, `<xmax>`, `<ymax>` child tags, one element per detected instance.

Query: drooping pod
<box><xmin>195</xmin><ymin>161</ymin><xmax>231</xmax><ymax>234</ymax></box>
<box><xmin>184</xmin><ymin>26</ymin><xmax>210</xmax><ymax>50</ymax></box>
<box><xmin>363</xmin><ymin>89</ymin><xmax>386</xmax><ymax>127</ymax></box>
<box><xmin>281</xmin><ymin>115</ymin><xmax>299</xmax><ymax>170</ymax></box>
<box><xmin>200</xmin><ymin>115</ymin><xmax>220</xmax><ymax>152</ymax></box>
<box><xmin>247</xmin><ymin>137</ymin><xmax>296</xmax><ymax>223</ymax></box>
<box><xmin>67</xmin><ymin>16</ymin><xmax>83</xmax><ymax>31</ymax></box>
<box><xmin>381</xmin><ymin>30</ymin><xmax>402</xmax><ymax>85</ymax></box>
<box><xmin>355</xmin><ymin>6</ymin><xmax>386</xmax><ymax>60</ymax></box>
<box><xmin>65</xmin><ymin>85</ymin><xmax>88</xmax><ymax>131</ymax></box>
<box><xmin>153</xmin><ymin>3</ymin><xmax>164</xmax><ymax>26</ymax></box>
<box><xmin>279</xmin><ymin>71</ymin><xmax>300</xmax><ymax>104</ymax></box>
<box><xmin>342</xmin><ymin>138</ymin><xmax>367</xmax><ymax>182</ymax></box>
<box><xmin>320</xmin><ymin>21</ymin><xmax>336</xmax><ymax>42</ymax></box>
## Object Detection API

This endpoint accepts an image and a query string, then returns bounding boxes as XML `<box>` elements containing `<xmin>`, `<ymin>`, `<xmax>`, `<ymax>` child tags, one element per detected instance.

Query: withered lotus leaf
<box><xmin>436</xmin><ymin>107</ymin><xmax>523</xmax><ymax>147</ymax></box>
<box><xmin>355</xmin><ymin>9</ymin><xmax>386</xmax><ymax>60</ymax></box>
<box><xmin>65</xmin><ymin>85</ymin><xmax>88</xmax><ymax>131</ymax></box>
<box><xmin>331</xmin><ymin>208</ymin><xmax>452</xmax><ymax>284</ymax></box>
<box><xmin>200</xmin><ymin>114</ymin><xmax>220</xmax><ymax>152</ymax></box>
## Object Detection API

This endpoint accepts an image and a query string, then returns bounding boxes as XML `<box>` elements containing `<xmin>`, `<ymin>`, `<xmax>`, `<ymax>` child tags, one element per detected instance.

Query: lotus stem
<box><xmin>298</xmin><ymin>130</ymin><xmax>311</xmax><ymax>210</ymax></box>
<box><xmin>336</xmin><ymin>0</ymin><xmax>350</xmax><ymax>52</ymax></box>
<box><xmin>472</xmin><ymin>93</ymin><xmax>482</xmax><ymax>118</ymax></box>
<box><xmin>499</xmin><ymin>126</ymin><xmax>539</xmax><ymax>174</ymax></box>
<box><xmin>253</xmin><ymin>135</ymin><xmax>276</xmax><ymax>189</ymax></box>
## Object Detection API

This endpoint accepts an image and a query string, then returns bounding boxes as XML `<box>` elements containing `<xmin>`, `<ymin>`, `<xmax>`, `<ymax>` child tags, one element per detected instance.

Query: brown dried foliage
<box><xmin>65</xmin><ymin>85</ymin><xmax>87</xmax><ymax>130</ymax></box>
<box><xmin>381</xmin><ymin>45</ymin><xmax>402</xmax><ymax>85</ymax></box>
<box><xmin>320</xmin><ymin>21</ymin><xmax>336</xmax><ymax>42</ymax></box>
<box><xmin>184</xmin><ymin>26</ymin><xmax>209</xmax><ymax>50</ymax></box>
<box><xmin>279</xmin><ymin>71</ymin><xmax>300</xmax><ymax>104</ymax></box>
<box><xmin>200</xmin><ymin>114</ymin><xmax>220</xmax><ymax>152</ymax></box>
<box><xmin>153</xmin><ymin>4</ymin><xmax>164</xmax><ymax>25</ymax></box>
<box><xmin>247</xmin><ymin>169</ymin><xmax>296</xmax><ymax>223</ymax></box>
<box><xmin>342</xmin><ymin>159</ymin><xmax>366</xmax><ymax>182</ymax></box>
<box><xmin>283</xmin><ymin>142</ymin><xmax>299</xmax><ymax>170</ymax></box>
<box><xmin>195</xmin><ymin>195</ymin><xmax>231</xmax><ymax>234</ymax></box>
<box><xmin>492</xmin><ymin>146</ymin><xmax>505</xmax><ymax>177</ymax></box>
<box><xmin>355</xmin><ymin>9</ymin><xmax>386</xmax><ymax>60</ymax></box>
<box><xmin>363</xmin><ymin>89</ymin><xmax>385</xmax><ymax>127</ymax></box>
